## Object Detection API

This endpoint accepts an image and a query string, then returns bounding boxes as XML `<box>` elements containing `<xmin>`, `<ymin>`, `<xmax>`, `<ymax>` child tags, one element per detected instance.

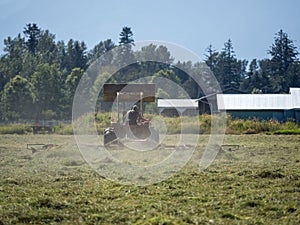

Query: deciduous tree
<box><xmin>1</xmin><ymin>75</ymin><xmax>35</xmax><ymax>120</ymax></box>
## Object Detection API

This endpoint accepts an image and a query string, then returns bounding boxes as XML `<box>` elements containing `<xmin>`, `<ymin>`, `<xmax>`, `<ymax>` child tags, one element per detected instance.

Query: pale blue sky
<box><xmin>1</xmin><ymin>0</ymin><xmax>300</xmax><ymax>61</ymax></box>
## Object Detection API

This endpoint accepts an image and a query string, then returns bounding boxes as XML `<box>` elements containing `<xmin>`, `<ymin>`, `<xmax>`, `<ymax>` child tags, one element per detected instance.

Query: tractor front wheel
<box><xmin>104</xmin><ymin>128</ymin><xmax>117</xmax><ymax>145</ymax></box>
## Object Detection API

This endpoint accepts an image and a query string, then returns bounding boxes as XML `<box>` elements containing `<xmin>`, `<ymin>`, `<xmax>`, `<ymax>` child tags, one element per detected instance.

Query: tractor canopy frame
<box><xmin>102</xmin><ymin>83</ymin><xmax>158</xmax><ymax>146</ymax></box>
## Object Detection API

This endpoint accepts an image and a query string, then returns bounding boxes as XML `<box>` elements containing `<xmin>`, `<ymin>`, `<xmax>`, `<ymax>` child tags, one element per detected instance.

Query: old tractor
<box><xmin>103</xmin><ymin>84</ymin><xmax>159</xmax><ymax>146</ymax></box>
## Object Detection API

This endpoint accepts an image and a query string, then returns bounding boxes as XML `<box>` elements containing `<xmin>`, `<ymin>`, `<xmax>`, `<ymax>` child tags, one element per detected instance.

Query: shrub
<box><xmin>226</xmin><ymin>118</ymin><xmax>282</xmax><ymax>134</ymax></box>
<box><xmin>273</xmin><ymin>129</ymin><xmax>300</xmax><ymax>135</ymax></box>
<box><xmin>0</xmin><ymin>124</ymin><xmax>32</xmax><ymax>134</ymax></box>
<box><xmin>283</xmin><ymin>121</ymin><xmax>299</xmax><ymax>130</ymax></box>
<box><xmin>54</xmin><ymin>123</ymin><xmax>73</xmax><ymax>135</ymax></box>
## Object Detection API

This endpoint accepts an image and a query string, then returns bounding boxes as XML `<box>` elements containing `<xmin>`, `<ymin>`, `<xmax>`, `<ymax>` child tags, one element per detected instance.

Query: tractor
<box><xmin>103</xmin><ymin>84</ymin><xmax>159</xmax><ymax>146</ymax></box>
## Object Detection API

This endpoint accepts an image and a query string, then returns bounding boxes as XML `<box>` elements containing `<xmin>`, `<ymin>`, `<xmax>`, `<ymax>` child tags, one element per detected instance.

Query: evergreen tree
<box><xmin>258</xmin><ymin>59</ymin><xmax>273</xmax><ymax>93</ymax></box>
<box><xmin>64</xmin><ymin>39</ymin><xmax>88</xmax><ymax>72</ymax></box>
<box><xmin>204</xmin><ymin>44</ymin><xmax>218</xmax><ymax>71</ymax></box>
<box><xmin>218</xmin><ymin>39</ymin><xmax>247</xmax><ymax>90</ymax></box>
<box><xmin>222</xmin><ymin>39</ymin><xmax>236</xmax><ymax>88</ymax></box>
<box><xmin>119</xmin><ymin>26</ymin><xmax>134</xmax><ymax>46</ymax></box>
<box><xmin>23</xmin><ymin>23</ymin><xmax>41</xmax><ymax>55</ymax></box>
<box><xmin>114</xmin><ymin>27</ymin><xmax>135</xmax><ymax>70</ymax></box>
<box><xmin>36</xmin><ymin>29</ymin><xmax>58</xmax><ymax>64</ymax></box>
<box><xmin>241</xmin><ymin>59</ymin><xmax>267</xmax><ymax>92</ymax></box>
<box><xmin>286</xmin><ymin>62</ymin><xmax>300</xmax><ymax>88</ymax></box>
<box><xmin>204</xmin><ymin>44</ymin><xmax>220</xmax><ymax>91</ymax></box>
<box><xmin>268</xmin><ymin>29</ymin><xmax>299</xmax><ymax>92</ymax></box>
<box><xmin>204</xmin><ymin>40</ymin><xmax>247</xmax><ymax>91</ymax></box>
<box><xmin>87</xmin><ymin>39</ymin><xmax>115</xmax><ymax>65</ymax></box>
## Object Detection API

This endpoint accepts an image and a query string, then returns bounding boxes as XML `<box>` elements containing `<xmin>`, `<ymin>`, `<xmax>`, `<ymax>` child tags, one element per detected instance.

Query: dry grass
<box><xmin>0</xmin><ymin>134</ymin><xmax>299</xmax><ymax>224</ymax></box>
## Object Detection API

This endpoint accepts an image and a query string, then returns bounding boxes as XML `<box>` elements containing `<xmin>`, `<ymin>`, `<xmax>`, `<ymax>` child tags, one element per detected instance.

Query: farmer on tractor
<box><xmin>103</xmin><ymin>83</ymin><xmax>159</xmax><ymax>145</ymax></box>
<box><xmin>125</xmin><ymin>105</ymin><xmax>147</xmax><ymax>126</ymax></box>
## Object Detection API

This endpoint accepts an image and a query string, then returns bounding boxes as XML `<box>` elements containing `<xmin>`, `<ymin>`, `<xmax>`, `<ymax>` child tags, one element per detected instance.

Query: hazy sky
<box><xmin>1</xmin><ymin>0</ymin><xmax>300</xmax><ymax>61</ymax></box>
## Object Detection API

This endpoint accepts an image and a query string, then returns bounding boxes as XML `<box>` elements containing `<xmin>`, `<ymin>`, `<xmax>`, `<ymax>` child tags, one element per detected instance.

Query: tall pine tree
<box><xmin>119</xmin><ymin>27</ymin><xmax>134</xmax><ymax>46</ymax></box>
<box><xmin>268</xmin><ymin>29</ymin><xmax>299</xmax><ymax>92</ymax></box>
<box><xmin>23</xmin><ymin>23</ymin><xmax>41</xmax><ymax>55</ymax></box>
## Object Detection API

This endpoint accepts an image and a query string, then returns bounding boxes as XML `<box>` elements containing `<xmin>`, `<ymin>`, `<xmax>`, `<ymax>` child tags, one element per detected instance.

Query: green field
<box><xmin>0</xmin><ymin>134</ymin><xmax>299</xmax><ymax>224</ymax></box>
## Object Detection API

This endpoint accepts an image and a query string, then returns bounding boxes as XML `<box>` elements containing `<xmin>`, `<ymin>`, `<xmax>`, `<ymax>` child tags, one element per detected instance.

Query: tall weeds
<box><xmin>1</xmin><ymin>113</ymin><xmax>299</xmax><ymax>135</ymax></box>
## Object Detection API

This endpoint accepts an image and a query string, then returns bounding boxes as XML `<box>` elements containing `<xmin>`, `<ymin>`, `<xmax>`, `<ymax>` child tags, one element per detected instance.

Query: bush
<box><xmin>273</xmin><ymin>129</ymin><xmax>300</xmax><ymax>135</ymax></box>
<box><xmin>226</xmin><ymin>119</ymin><xmax>282</xmax><ymax>134</ymax></box>
<box><xmin>0</xmin><ymin>124</ymin><xmax>32</xmax><ymax>134</ymax></box>
<box><xmin>283</xmin><ymin>121</ymin><xmax>299</xmax><ymax>130</ymax></box>
<box><xmin>60</xmin><ymin>112</ymin><xmax>112</xmax><ymax>135</ymax></box>
<box><xmin>199</xmin><ymin>114</ymin><xmax>211</xmax><ymax>134</ymax></box>
<box><xmin>54</xmin><ymin>123</ymin><xmax>73</xmax><ymax>135</ymax></box>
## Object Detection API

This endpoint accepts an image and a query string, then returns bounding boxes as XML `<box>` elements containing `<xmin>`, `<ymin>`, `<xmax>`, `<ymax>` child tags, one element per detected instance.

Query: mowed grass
<box><xmin>0</xmin><ymin>134</ymin><xmax>299</xmax><ymax>224</ymax></box>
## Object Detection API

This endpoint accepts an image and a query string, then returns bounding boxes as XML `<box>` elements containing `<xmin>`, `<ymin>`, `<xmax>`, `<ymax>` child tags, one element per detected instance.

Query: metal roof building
<box><xmin>157</xmin><ymin>99</ymin><xmax>198</xmax><ymax>116</ymax></box>
<box><xmin>215</xmin><ymin>88</ymin><xmax>300</xmax><ymax>122</ymax></box>
<box><xmin>158</xmin><ymin>88</ymin><xmax>300</xmax><ymax>123</ymax></box>
<box><xmin>217</xmin><ymin>88</ymin><xmax>300</xmax><ymax>110</ymax></box>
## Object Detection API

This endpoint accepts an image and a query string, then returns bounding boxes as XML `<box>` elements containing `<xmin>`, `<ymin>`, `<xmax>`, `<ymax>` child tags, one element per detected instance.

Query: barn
<box><xmin>198</xmin><ymin>87</ymin><xmax>300</xmax><ymax>123</ymax></box>
<box><xmin>158</xmin><ymin>88</ymin><xmax>300</xmax><ymax>123</ymax></box>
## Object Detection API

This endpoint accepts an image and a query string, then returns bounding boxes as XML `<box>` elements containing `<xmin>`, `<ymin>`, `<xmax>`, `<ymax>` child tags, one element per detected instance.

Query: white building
<box><xmin>158</xmin><ymin>88</ymin><xmax>300</xmax><ymax>123</ymax></box>
<box><xmin>157</xmin><ymin>99</ymin><xmax>198</xmax><ymax>116</ymax></box>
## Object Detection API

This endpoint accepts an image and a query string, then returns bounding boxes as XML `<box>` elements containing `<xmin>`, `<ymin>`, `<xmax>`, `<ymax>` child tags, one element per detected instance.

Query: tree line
<box><xmin>0</xmin><ymin>24</ymin><xmax>299</xmax><ymax>121</ymax></box>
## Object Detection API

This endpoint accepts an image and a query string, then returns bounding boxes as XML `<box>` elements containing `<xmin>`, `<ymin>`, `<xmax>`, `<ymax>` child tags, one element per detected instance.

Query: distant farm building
<box><xmin>158</xmin><ymin>88</ymin><xmax>300</xmax><ymax>123</ymax></box>
<box><xmin>214</xmin><ymin>87</ymin><xmax>300</xmax><ymax>123</ymax></box>
<box><xmin>157</xmin><ymin>99</ymin><xmax>198</xmax><ymax>116</ymax></box>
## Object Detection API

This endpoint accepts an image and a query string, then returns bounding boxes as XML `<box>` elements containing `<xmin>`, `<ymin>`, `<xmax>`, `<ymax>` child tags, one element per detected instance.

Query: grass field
<box><xmin>0</xmin><ymin>134</ymin><xmax>299</xmax><ymax>224</ymax></box>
